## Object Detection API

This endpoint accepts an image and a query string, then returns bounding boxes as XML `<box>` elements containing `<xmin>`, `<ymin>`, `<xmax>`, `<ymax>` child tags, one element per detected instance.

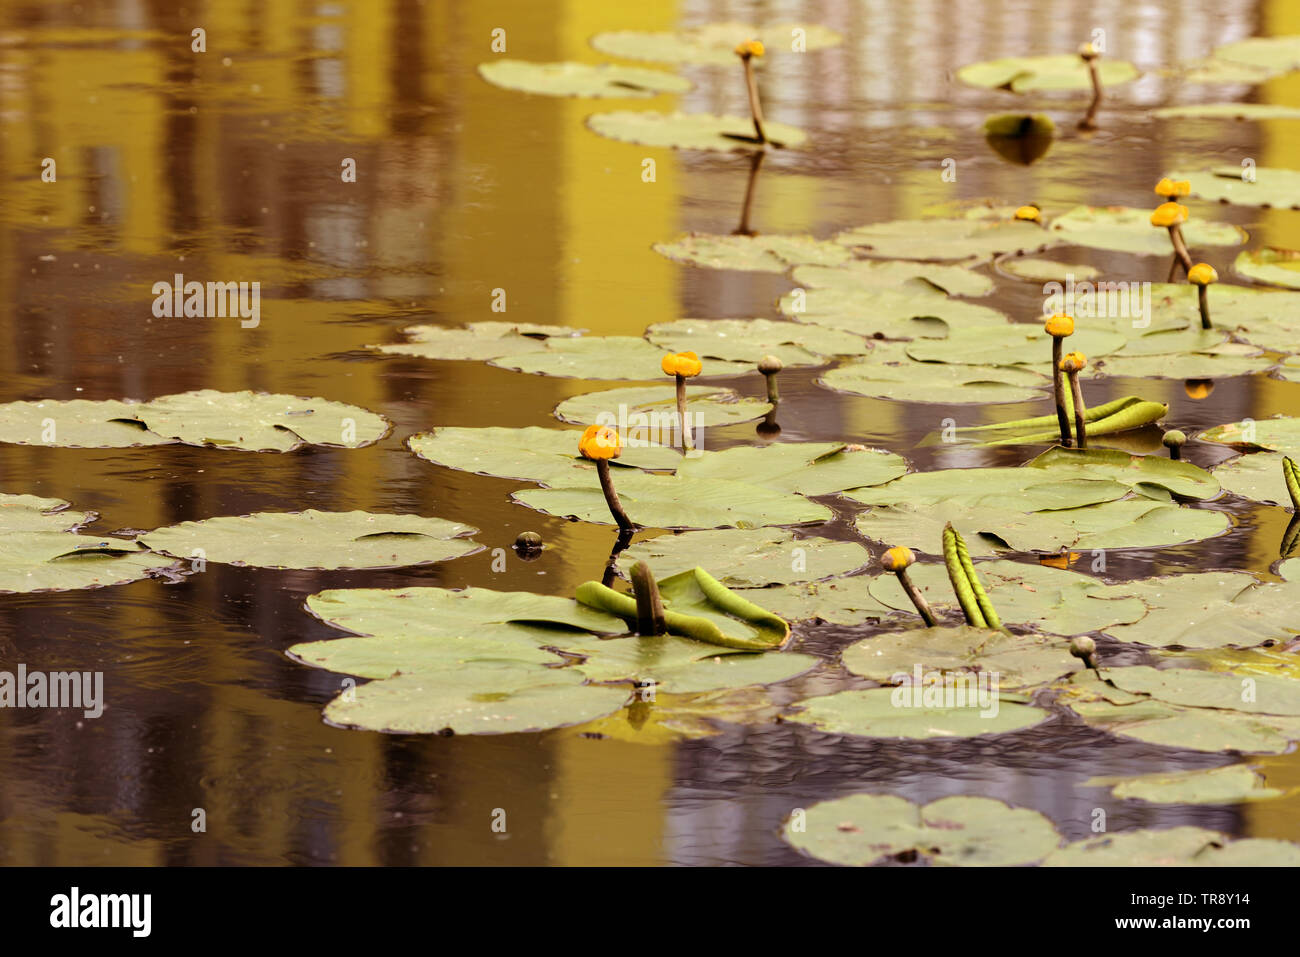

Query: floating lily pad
<box><xmin>493</xmin><ymin>335</ymin><xmax>747</xmax><ymax>379</ymax></box>
<box><xmin>785</xmin><ymin>687</ymin><xmax>1047</xmax><ymax>739</ymax></box>
<box><xmin>791</xmin><ymin>259</ymin><xmax>996</xmax><ymax>297</ymax></box>
<box><xmin>615</xmin><ymin>528</ymin><xmax>869</xmax><ymax>587</ymax></box>
<box><xmin>1141</xmin><ymin>282</ymin><xmax>1300</xmax><ymax>354</ymax></box>
<box><xmin>0</xmin><ymin>532</ymin><xmax>177</xmax><ymax>594</ymax></box>
<box><xmin>553</xmin><ymin>385</ymin><xmax>772</xmax><ymax>431</ymax></box>
<box><xmin>1047</xmin><ymin>205</ymin><xmax>1248</xmax><ymax>255</ymax></box>
<box><xmin>0</xmin><ymin>398</ymin><xmax>173</xmax><ymax>448</ymax></box>
<box><xmin>956</xmin><ymin>54</ymin><xmax>1138</xmax><ymax>92</ymax></box>
<box><xmin>1044</xmin><ymin>826</ymin><xmax>1300</xmax><ymax>866</ymax></box>
<box><xmin>652</xmin><ymin>234</ymin><xmax>850</xmax><ymax>273</ymax></box>
<box><xmin>868</xmin><ymin>560</ymin><xmax>1147</xmax><ymax>636</ymax></box>
<box><xmin>1026</xmin><ymin>447</ymin><xmax>1219</xmax><ymax>500</ymax></box>
<box><xmin>323</xmin><ymin>663</ymin><xmax>630</xmax><ymax>735</ymax></box>
<box><xmin>675</xmin><ymin>441</ymin><xmax>907</xmax><ymax>495</ymax></box>
<box><xmin>842</xmin><ymin>625</ymin><xmax>1078</xmax><ymax>691</ymax></box>
<box><xmin>997</xmin><ymin>257</ymin><xmax>1100</xmax><ymax>282</ymax></box>
<box><xmin>785</xmin><ymin>794</ymin><xmax>1060</xmax><ymax>867</ymax></box>
<box><xmin>835</xmin><ymin>218</ymin><xmax>1051</xmax><ymax>262</ymax></box>
<box><xmin>1206</xmin><ymin>36</ymin><xmax>1300</xmax><ymax>77</ymax></box>
<box><xmin>586</xmin><ymin>111</ymin><xmax>806</xmax><ymax>151</ymax></box>
<box><xmin>140</xmin><ymin>510</ymin><xmax>482</xmax><ymax>570</ymax></box>
<box><xmin>1234</xmin><ymin>247</ymin><xmax>1300</xmax><ymax>288</ymax></box>
<box><xmin>779</xmin><ymin>284</ymin><xmax>1010</xmax><ymax>338</ymax></box>
<box><xmin>644</xmin><ymin>318</ymin><xmax>869</xmax><ymax>366</ymax></box>
<box><xmin>477</xmin><ymin>60</ymin><xmax>691</xmax><ymax>98</ymax></box>
<box><xmin>567</xmin><ymin>633</ymin><xmax>817</xmax><ymax>694</ymax></box>
<box><xmin>589</xmin><ymin>23</ymin><xmax>843</xmax><ymax>65</ymax></box>
<box><xmin>133</xmin><ymin>390</ymin><xmax>390</xmax><ymax>452</ymax></box>
<box><xmin>372</xmin><ymin>321</ymin><xmax>580</xmax><ymax>361</ymax></box>
<box><xmin>819</xmin><ymin>344</ymin><xmax>1049</xmax><ymax>404</ymax></box>
<box><xmin>0</xmin><ymin>493</ymin><xmax>93</xmax><ymax>533</ymax></box>
<box><xmin>1154</xmin><ymin>102</ymin><xmax>1300</xmax><ymax>120</ymax></box>
<box><xmin>1201</xmin><ymin>416</ymin><xmax>1300</xmax><ymax>454</ymax></box>
<box><xmin>408</xmin><ymin>426</ymin><xmax>678</xmax><ymax>488</ymax></box>
<box><xmin>1085</xmin><ymin>765</ymin><xmax>1282</xmax><ymax>804</ymax></box>
<box><xmin>1101</xmin><ymin>572</ymin><xmax>1298</xmax><ymax>650</ymax></box>
<box><xmin>1170</xmin><ymin>166</ymin><xmax>1300</xmax><ymax>209</ymax></box>
<box><xmin>1212</xmin><ymin>451</ymin><xmax>1291</xmax><ymax>504</ymax></box>
<box><xmin>847</xmin><ymin>464</ymin><xmax>1130</xmax><ymax>513</ymax></box>
<box><xmin>904</xmin><ymin>324</ymin><xmax>1126</xmax><ymax>366</ymax></box>
<box><xmin>746</xmin><ymin>576</ymin><xmax>898</xmax><ymax>624</ymax></box>
<box><xmin>514</xmin><ymin>470</ymin><xmax>832</xmax><ymax>529</ymax></box>
<box><xmin>1092</xmin><ymin>350</ymin><xmax>1274</xmax><ymax>379</ymax></box>
<box><xmin>1102</xmin><ymin>664</ymin><xmax>1300</xmax><ymax>715</ymax></box>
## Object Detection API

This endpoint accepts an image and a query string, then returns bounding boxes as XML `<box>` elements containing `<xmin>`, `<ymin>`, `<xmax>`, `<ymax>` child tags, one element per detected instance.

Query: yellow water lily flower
<box><xmin>578</xmin><ymin>424</ymin><xmax>622</xmax><ymax>461</ymax></box>
<box><xmin>662</xmin><ymin>351</ymin><xmax>703</xmax><ymax>378</ymax></box>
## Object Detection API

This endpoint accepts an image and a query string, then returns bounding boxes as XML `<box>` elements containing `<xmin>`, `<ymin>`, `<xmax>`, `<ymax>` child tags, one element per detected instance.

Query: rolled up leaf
<box><xmin>937</xmin><ymin>395</ymin><xmax>1167</xmax><ymax>447</ymax></box>
<box><xmin>1285</xmin><ymin>456</ymin><xmax>1300</xmax><ymax>511</ymax></box>
<box><xmin>942</xmin><ymin>524</ymin><xmax>1001</xmax><ymax>630</ymax></box>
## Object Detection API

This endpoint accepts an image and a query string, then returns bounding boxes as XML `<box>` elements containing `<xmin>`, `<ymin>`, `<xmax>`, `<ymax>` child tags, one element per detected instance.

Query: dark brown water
<box><xmin>1</xmin><ymin>0</ymin><xmax>1299</xmax><ymax>865</ymax></box>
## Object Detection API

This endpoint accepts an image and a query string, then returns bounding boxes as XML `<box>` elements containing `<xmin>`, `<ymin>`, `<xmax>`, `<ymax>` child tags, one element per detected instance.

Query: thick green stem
<box><xmin>1052</xmin><ymin>337</ymin><xmax>1071</xmax><ymax>447</ymax></box>
<box><xmin>629</xmin><ymin>561</ymin><xmax>667</xmax><ymax>636</ymax></box>
<box><xmin>596</xmin><ymin>459</ymin><xmax>635</xmax><ymax>532</ymax></box>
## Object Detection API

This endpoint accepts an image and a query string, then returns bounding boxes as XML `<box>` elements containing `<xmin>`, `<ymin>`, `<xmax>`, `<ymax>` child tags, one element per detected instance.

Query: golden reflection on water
<box><xmin>1</xmin><ymin>0</ymin><xmax>1300</xmax><ymax>864</ymax></box>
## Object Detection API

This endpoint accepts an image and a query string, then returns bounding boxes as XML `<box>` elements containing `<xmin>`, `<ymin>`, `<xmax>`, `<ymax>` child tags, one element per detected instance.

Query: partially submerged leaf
<box><xmin>0</xmin><ymin>532</ymin><xmax>177</xmax><ymax>594</ymax></box>
<box><xmin>1201</xmin><ymin>416</ymin><xmax>1300</xmax><ymax>454</ymax></box>
<box><xmin>779</xmin><ymin>284</ymin><xmax>1010</xmax><ymax>338</ymax></box>
<box><xmin>785</xmin><ymin>687</ymin><xmax>1047</xmax><ymax>739</ymax></box>
<box><xmin>842</xmin><ymin>624</ymin><xmax>1077</xmax><ymax>690</ymax></box>
<box><xmin>0</xmin><ymin>493</ymin><xmax>93</xmax><ymax>533</ymax></box>
<box><xmin>957</xmin><ymin>54</ymin><xmax>1138</xmax><ymax>92</ymax></box>
<box><xmin>1154</xmin><ymin>102</ymin><xmax>1300</xmax><ymax>120</ymax></box>
<box><xmin>492</xmin><ymin>335</ymin><xmax>748</xmax><ymax>379</ymax></box>
<box><xmin>903</xmin><ymin>325</ymin><xmax>1126</xmax><ymax>366</ymax></box>
<box><xmin>1234</xmin><ymin>247</ymin><xmax>1300</xmax><ymax>289</ymax></box>
<box><xmin>1085</xmin><ymin>765</ymin><xmax>1283</xmax><ymax>805</ymax></box>
<box><xmin>997</xmin><ymin>257</ymin><xmax>1099</xmax><ymax>282</ymax></box>
<box><xmin>372</xmin><ymin>321</ymin><xmax>580</xmax><ymax>361</ymax></box>
<box><xmin>1169</xmin><ymin>165</ymin><xmax>1300</xmax><ymax>209</ymax></box>
<box><xmin>1044</xmin><ymin>826</ymin><xmax>1300</xmax><ymax>866</ymax></box>
<box><xmin>1047</xmin><ymin>205</ymin><xmax>1248</xmax><ymax>255</ymax></box>
<box><xmin>586</xmin><ymin>111</ymin><xmax>806</xmax><ymax>151</ymax></box>
<box><xmin>0</xmin><ymin>398</ymin><xmax>172</xmax><ymax>448</ymax></box>
<box><xmin>818</xmin><ymin>342</ymin><xmax>1049</xmax><ymax>404</ymax></box>
<box><xmin>644</xmin><ymin>317</ymin><xmax>869</xmax><ymax>366</ymax></box>
<box><xmin>675</xmin><ymin>441</ymin><xmax>907</xmax><ymax>495</ymax></box>
<box><xmin>835</xmin><ymin>218</ymin><xmax>1051</xmax><ymax>262</ymax></box>
<box><xmin>615</xmin><ymin>528</ymin><xmax>869</xmax><ymax>586</ymax></box>
<box><xmin>791</xmin><ymin>259</ymin><xmax>997</xmax><ymax>297</ymax></box>
<box><xmin>553</xmin><ymin>384</ymin><xmax>771</xmax><ymax>431</ymax></box>
<box><xmin>1100</xmin><ymin>664</ymin><xmax>1300</xmax><ymax>715</ymax></box>
<box><xmin>652</xmin><ymin>234</ymin><xmax>850</xmax><ymax>273</ymax></box>
<box><xmin>477</xmin><ymin>60</ymin><xmax>691</xmax><ymax>98</ymax></box>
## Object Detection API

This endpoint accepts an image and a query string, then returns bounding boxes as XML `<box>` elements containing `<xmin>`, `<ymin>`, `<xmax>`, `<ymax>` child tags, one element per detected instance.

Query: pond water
<box><xmin>2</xmin><ymin>0</ymin><xmax>1299</xmax><ymax>865</ymax></box>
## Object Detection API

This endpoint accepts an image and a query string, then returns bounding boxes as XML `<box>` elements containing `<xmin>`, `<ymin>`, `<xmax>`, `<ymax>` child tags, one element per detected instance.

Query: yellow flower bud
<box><xmin>1045</xmin><ymin>313</ymin><xmax>1075</xmax><ymax>338</ymax></box>
<box><xmin>1014</xmin><ymin>205</ymin><xmax>1041</xmax><ymax>223</ymax></box>
<box><xmin>1188</xmin><ymin>263</ymin><xmax>1218</xmax><ymax>285</ymax></box>
<box><xmin>578</xmin><ymin>424</ymin><xmax>622</xmax><ymax>461</ymax></box>
<box><xmin>661</xmin><ymin>351</ymin><xmax>703</xmax><ymax>378</ymax></box>
<box><xmin>735</xmin><ymin>39</ymin><xmax>765</xmax><ymax>58</ymax></box>
<box><xmin>1059</xmin><ymin>351</ymin><xmax>1087</xmax><ymax>373</ymax></box>
<box><xmin>1155</xmin><ymin>178</ymin><xmax>1191</xmax><ymax>199</ymax></box>
<box><xmin>881</xmin><ymin>546</ymin><xmax>916</xmax><ymax>572</ymax></box>
<box><xmin>1150</xmin><ymin>202</ymin><xmax>1189</xmax><ymax>227</ymax></box>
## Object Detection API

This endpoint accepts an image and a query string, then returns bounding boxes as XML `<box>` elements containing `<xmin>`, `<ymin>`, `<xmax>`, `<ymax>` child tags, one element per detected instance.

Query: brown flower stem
<box><xmin>675</xmin><ymin>375</ymin><xmax>693</xmax><ymax>452</ymax></box>
<box><xmin>1166</xmin><ymin>254</ymin><xmax>1181</xmax><ymax>283</ymax></box>
<box><xmin>1168</xmin><ymin>224</ymin><xmax>1193</xmax><ymax>272</ymax></box>
<box><xmin>596</xmin><ymin>459</ymin><xmax>635</xmax><ymax>532</ymax></box>
<box><xmin>1052</xmin><ymin>338</ymin><xmax>1071</xmax><ymax>447</ymax></box>
<box><xmin>741</xmin><ymin>56</ymin><xmax>767</xmax><ymax>145</ymax></box>
<box><xmin>1198</xmin><ymin>283</ymin><xmax>1213</xmax><ymax>330</ymax></box>
<box><xmin>1068</xmin><ymin>370</ymin><xmax>1088</xmax><ymax>450</ymax></box>
<box><xmin>600</xmin><ymin>527</ymin><xmax>634</xmax><ymax>587</ymax></box>
<box><xmin>629</xmin><ymin>561</ymin><xmax>667</xmax><ymax>636</ymax></box>
<box><xmin>732</xmin><ymin>149</ymin><xmax>765</xmax><ymax>236</ymax></box>
<box><xmin>1078</xmin><ymin>60</ymin><xmax>1102</xmax><ymax>130</ymax></box>
<box><xmin>895</xmin><ymin>569</ymin><xmax>936</xmax><ymax>627</ymax></box>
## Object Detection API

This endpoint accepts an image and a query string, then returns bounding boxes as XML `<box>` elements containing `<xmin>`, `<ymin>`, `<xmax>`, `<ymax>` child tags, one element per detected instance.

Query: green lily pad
<box><xmin>1101</xmin><ymin>664</ymin><xmax>1300</xmax><ymax>715</ymax></box>
<box><xmin>779</xmin><ymin>284</ymin><xmax>1010</xmax><ymax>338</ymax></box>
<box><xmin>997</xmin><ymin>257</ymin><xmax>1100</xmax><ymax>282</ymax></box>
<box><xmin>140</xmin><ymin>510</ymin><xmax>482</xmax><ymax>570</ymax></box>
<box><xmin>492</xmin><ymin>335</ymin><xmax>747</xmax><ymax>379</ymax></box>
<box><xmin>589</xmin><ymin>23</ymin><xmax>843</xmax><ymax>65</ymax></box>
<box><xmin>1025</xmin><ymin>447</ymin><xmax>1219</xmax><ymax>500</ymax></box>
<box><xmin>743</xmin><ymin>576</ymin><xmax>898</xmax><ymax>624</ymax></box>
<box><xmin>1141</xmin><ymin>282</ymin><xmax>1300</xmax><ymax>353</ymax></box>
<box><xmin>408</xmin><ymin>426</ymin><xmax>678</xmax><ymax>488</ymax></box>
<box><xmin>132</xmin><ymin>389</ymin><xmax>390</xmax><ymax>452</ymax></box>
<box><xmin>586</xmin><ymin>111</ymin><xmax>806</xmax><ymax>151</ymax></box>
<box><xmin>1044</xmin><ymin>826</ymin><xmax>1300</xmax><ymax>866</ymax></box>
<box><xmin>514</xmin><ymin>470</ymin><xmax>832</xmax><ymax>529</ymax></box>
<box><xmin>372</xmin><ymin>321</ymin><xmax>580</xmax><ymax>361</ymax></box>
<box><xmin>835</xmin><ymin>218</ymin><xmax>1051</xmax><ymax>262</ymax></box>
<box><xmin>791</xmin><ymin>259</ymin><xmax>996</xmax><ymax>297</ymax></box>
<box><xmin>868</xmin><ymin>559</ymin><xmax>1147</xmax><ymax>636</ymax></box>
<box><xmin>1206</xmin><ymin>35</ymin><xmax>1300</xmax><ymax>77</ymax></box>
<box><xmin>1170</xmin><ymin>165</ymin><xmax>1300</xmax><ymax>209</ymax></box>
<box><xmin>615</xmin><ymin>528</ymin><xmax>868</xmax><ymax>587</ymax></box>
<box><xmin>0</xmin><ymin>532</ymin><xmax>177</xmax><ymax>594</ymax></box>
<box><xmin>652</xmin><ymin>234</ymin><xmax>850</xmax><ymax>273</ymax></box>
<box><xmin>1201</xmin><ymin>416</ymin><xmax>1300</xmax><ymax>454</ymax></box>
<box><xmin>1085</xmin><ymin>765</ymin><xmax>1282</xmax><ymax>804</ymax></box>
<box><xmin>956</xmin><ymin>53</ymin><xmax>1138</xmax><ymax>92</ymax></box>
<box><xmin>1182</xmin><ymin>59</ymin><xmax>1277</xmax><ymax>85</ymax></box>
<box><xmin>553</xmin><ymin>384</ymin><xmax>772</xmax><ymax>431</ymax></box>
<box><xmin>0</xmin><ymin>493</ymin><xmax>93</xmax><ymax>533</ymax></box>
<box><xmin>842</xmin><ymin>624</ymin><xmax>1078</xmax><ymax>691</ymax></box>
<box><xmin>0</xmin><ymin>398</ymin><xmax>173</xmax><ymax>448</ymax></box>
<box><xmin>1091</xmin><ymin>352</ymin><xmax>1275</xmax><ymax>380</ymax></box>
<box><xmin>644</xmin><ymin>317</ymin><xmax>869</xmax><ymax>366</ymax></box>
<box><xmin>1154</xmin><ymin>102</ymin><xmax>1300</xmax><ymax>120</ymax></box>
<box><xmin>904</xmin><ymin>324</ymin><xmax>1126</xmax><ymax>366</ymax></box>
<box><xmin>566</xmin><ymin>633</ymin><xmax>817</xmax><ymax>694</ymax></box>
<box><xmin>1098</xmin><ymin>572</ymin><xmax>1265</xmax><ymax>649</ymax></box>
<box><xmin>675</xmin><ymin>441</ymin><xmax>907</xmax><ymax>495</ymax></box>
<box><xmin>477</xmin><ymin>60</ymin><xmax>691</xmax><ymax>98</ymax></box>
<box><xmin>785</xmin><ymin>794</ymin><xmax>1060</xmax><ymax>867</ymax></box>
<box><xmin>322</xmin><ymin>663</ymin><xmax>630</xmax><ymax>735</ymax></box>
<box><xmin>1234</xmin><ymin>247</ymin><xmax>1300</xmax><ymax>288</ymax></box>
<box><xmin>785</xmin><ymin>687</ymin><xmax>1047</xmax><ymax>739</ymax></box>
<box><xmin>819</xmin><ymin>343</ymin><xmax>1049</xmax><ymax>404</ymax></box>
<box><xmin>1212</xmin><ymin>451</ymin><xmax>1291</xmax><ymax>504</ymax></box>
<box><xmin>1047</xmin><ymin>205</ymin><xmax>1248</xmax><ymax>255</ymax></box>
<box><xmin>847</xmin><ymin>464</ymin><xmax>1128</xmax><ymax>513</ymax></box>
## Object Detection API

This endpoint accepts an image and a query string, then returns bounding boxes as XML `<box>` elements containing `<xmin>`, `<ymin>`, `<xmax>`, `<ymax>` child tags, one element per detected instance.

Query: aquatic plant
<box><xmin>881</xmin><ymin>545</ymin><xmax>935</xmax><ymax>627</ymax></box>
<box><xmin>1060</xmin><ymin>351</ymin><xmax>1089</xmax><ymax>449</ymax></box>
<box><xmin>1162</xmin><ymin>429</ymin><xmax>1187</xmax><ymax>460</ymax></box>
<box><xmin>578</xmin><ymin>424</ymin><xmax>635</xmax><ymax>531</ymax></box>
<box><xmin>1188</xmin><ymin>262</ymin><xmax>1219</xmax><ymax>329</ymax></box>
<box><xmin>1077</xmin><ymin>42</ymin><xmax>1103</xmax><ymax>129</ymax></box>
<box><xmin>1044</xmin><ymin>313</ymin><xmax>1075</xmax><ymax>446</ymax></box>
<box><xmin>757</xmin><ymin>354</ymin><xmax>783</xmax><ymax>404</ymax></box>
<box><xmin>661</xmin><ymin>350</ymin><xmax>703</xmax><ymax>450</ymax></box>
<box><xmin>1151</xmin><ymin>199</ymin><xmax>1193</xmax><ymax>277</ymax></box>
<box><xmin>942</xmin><ymin>525</ymin><xmax>1001</xmax><ymax>630</ymax></box>
<box><xmin>734</xmin><ymin>39</ymin><xmax>767</xmax><ymax>144</ymax></box>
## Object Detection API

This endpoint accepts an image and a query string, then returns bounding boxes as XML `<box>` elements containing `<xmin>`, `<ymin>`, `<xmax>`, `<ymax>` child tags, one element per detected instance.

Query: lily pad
<box><xmin>408</xmin><ymin>426</ymin><xmax>678</xmax><ymax>488</ymax></box>
<box><xmin>1234</xmin><ymin>247</ymin><xmax>1300</xmax><ymax>288</ymax></box>
<box><xmin>1154</xmin><ymin>102</ymin><xmax>1300</xmax><ymax>120</ymax></box>
<box><xmin>835</xmin><ymin>218</ymin><xmax>1051</xmax><ymax>262</ymax></box>
<box><xmin>791</xmin><ymin>259</ymin><xmax>996</xmax><ymax>297</ymax></box>
<box><xmin>1044</xmin><ymin>826</ymin><xmax>1300</xmax><ymax>866</ymax></box>
<box><xmin>1201</xmin><ymin>416</ymin><xmax>1300</xmax><ymax>454</ymax></box>
<box><xmin>553</xmin><ymin>385</ymin><xmax>772</xmax><ymax>431</ymax></box>
<box><xmin>492</xmin><ymin>335</ymin><xmax>747</xmax><ymax>379</ymax></box>
<box><xmin>652</xmin><ymin>234</ymin><xmax>850</xmax><ymax>273</ymax></box>
<box><xmin>1091</xmin><ymin>352</ymin><xmax>1275</xmax><ymax>380</ymax></box>
<box><xmin>1025</xmin><ymin>447</ymin><xmax>1219</xmax><ymax>500</ymax></box>
<box><xmin>819</xmin><ymin>344</ymin><xmax>1049</xmax><ymax>404</ymax></box>
<box><xmin>372</xmin><ymin>321</ymin><xmax>580</xmax><ymax>361</ymax></box>
<box><xmin>0</xmin><ymin>493</ymin><xmax>94</xmax><ymax>533</ymax></box>
<box><xmin>567</xmin><ymin>633</ymin><xmax>817</xmax><ymax>694</ymax></box>
<box><xmin>1212</xmin><ymin>451</ymin><xmax>1291</xmax><ymax>504</ymax></box>
<box><xmin>1170</xmin><ymin>165</ymin><xmax>1300</xmax><ymax>209</ymax></box>
<box><xmin>745</xmin><ymin>576</ymin><xmax>898</xmax><ymax>624</ymax></box>
<box><xmin>675</xmin><ymin>441</ymin><xmax>907</xmax><ymax>495</ymax></box>
<box><xmin>140</xmin><ymin>510</ymin><xmax>482</xmax><ymax>570</ymax></box>
<box><xmin>903</xmin><ymin>324</ymin><xmax>1126</xmax><ymax>366</ymax></box>
<box><xmin>1047</xmin><ymin>205</ymin><xmax>1248</xmax><ymax>255</ymax></box>
<box><xmin>644</xmin><ymin>317</ymin><xmax>869</xmax><ymax>366</ymax></box>
<box><xmin>322</xmin><ymin>663</ymin><xmax>630</xmax><ymax>735</ymax></box>
<box><xmin>586</xmin><ymin>111</ymin><xmax>806</xmax><ymax>151</ymax></box>
<box><xmin>565</xmin><ymin>687</ymin><xmax>782</xmax><ymax>744</ymax></box>
<box><xmin>132</xmin><ymin>389</ymin><xmax>390</xmax><ymax>452</ymax></box>
<box><xmin>956</xmin><ymin>54</ymin><xmax>1138</xmax><ymax>92</ymax></box>
<box><xmin>0</xmin><ymin>398</ymin><xmax>173</xmax><ymax>448</ymax></box>
<box><xmin>785</xmin><ymin>794</ymin><xmax>1060</xmax><ymax>867</ymax></box>
<box><xmin>842</xmin><ymin>625</ymin><xmax>1078</xmax><ymax>691</ymax></box>
<box><xmin>779</xmin><ymin>284</ymin><xmax>1010</xmax><ymax>338</ymax></box>
<box><xmin>785</xmin><ymin>687</ymin><xmax>1047</xmax><ymax>739</ymax></box>
<box><xmin>997</xmin><ymin>257</ymin><xmax>1100</xmax><ymax>283</ymax></box>
<box><xmin>0</xmin><ymin>532</ymin><xmax>177</xmax><ymax>594</ymax></box>
<box><xmin>1101</xmin><ymin>572</ymin><xmax>1298</xmax><ymax>650</ymax></box>
<box><xmin>589</xmin><ymin>23</ymin><xmax>843</xmax><ymax>65</ymax></box>
<box><xmin>1085</xmin><ymin>765</ymin><xmax>1282</xmax><ymax>804</ymax></box>
<box><xmin>477</xmin><ymin>60</ymin><xmax>691</xmax><ymax>98</ymax></box>
<box><xmin>615</xmin><ymin>528</ymin><xmax>868</xmax><ymax>587</ymax></box>
<box><xmin>1205</xmin><ymin>36</ymin><xmax>1300</xmax><ymax>78</ymax></box>
<box><xmin>1101</xmin><ymin>664</ymin><xmax>1300</xmax><ymax>715</ymax></box>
